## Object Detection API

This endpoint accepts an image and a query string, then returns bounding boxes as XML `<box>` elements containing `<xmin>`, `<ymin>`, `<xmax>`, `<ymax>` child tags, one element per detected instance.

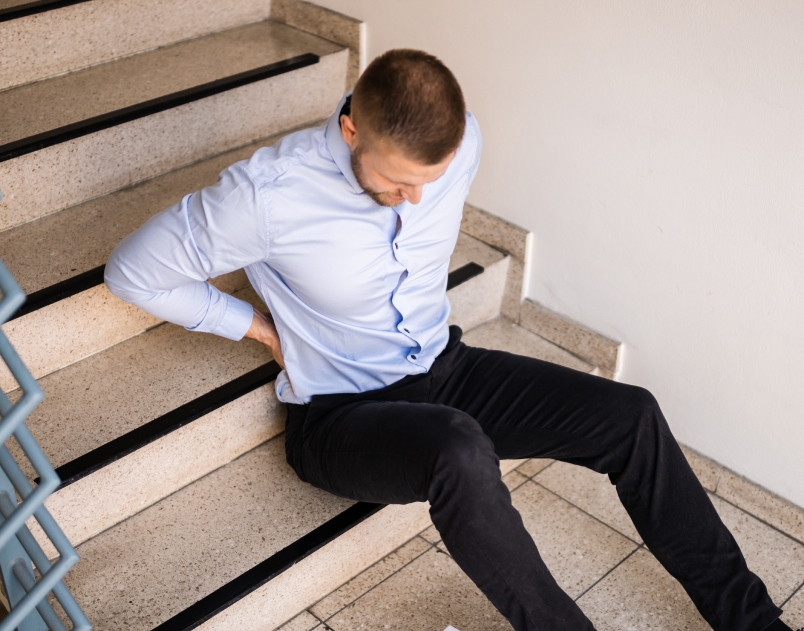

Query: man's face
<box><xmin>341</xmin><ymin>114</ymin><xmax>456</xmax><ymax>207</ymax></box>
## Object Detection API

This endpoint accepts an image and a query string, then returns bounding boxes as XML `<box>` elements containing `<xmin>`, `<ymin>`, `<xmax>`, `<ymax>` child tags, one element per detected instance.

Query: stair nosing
<box><xmin>44</xmin><ymin>263</ymin><xmax>485</xmax><ymax>489</ymax></box>
<box><xmin>151</xmin><ymin>501</ymin><xmax>384</xmax><ymax>631</ymax></box>
<box><xmin>0</xmin><ymin>0</ymin><xmax>90</xmax><ymax>23</ymax></box>
<box><xmin>0</xmin><ymin>52</ymin><xmax>320</xmax><ymax>163</ymax></box>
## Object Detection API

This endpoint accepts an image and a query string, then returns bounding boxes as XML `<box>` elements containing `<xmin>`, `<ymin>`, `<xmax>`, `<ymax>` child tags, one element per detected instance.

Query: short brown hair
<box><xmin>351</xmin><ymin>49</ymin><xmax>466</xmax><ymax>165</ymax></box>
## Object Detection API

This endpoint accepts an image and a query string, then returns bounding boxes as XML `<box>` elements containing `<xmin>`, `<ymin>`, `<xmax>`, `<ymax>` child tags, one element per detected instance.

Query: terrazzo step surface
<box><xmin>60</xmin><ymin>316</ymin><xmax>596</xmax><ymax>631</ymax></box>
<box><xmin>0</xmin><ymin>18</ymin><xmax>348</xmax><ymax>231</ymax></box>
<box><xmin>9</xmin><ymin>234</ymin><xmax>507</xmax><ymax>551</ymax></box>
<box><xmin>0</xmin><ymin>0</ymin><xmax>274</xmax><ymax>92</ymax></box>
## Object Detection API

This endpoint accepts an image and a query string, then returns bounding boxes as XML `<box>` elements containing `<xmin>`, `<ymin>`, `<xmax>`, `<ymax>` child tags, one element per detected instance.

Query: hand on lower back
<box><xmin>244</xmin><ymin>308</ymin><xmax>285</xmax><ymax>369</ymax></box>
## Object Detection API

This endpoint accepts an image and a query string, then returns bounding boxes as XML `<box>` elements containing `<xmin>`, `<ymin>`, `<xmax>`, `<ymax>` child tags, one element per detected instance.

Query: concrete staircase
<box><xmin>0</xmin><ymin>1</ymin><xmax>600</xmax><ymax>628</ymax></box>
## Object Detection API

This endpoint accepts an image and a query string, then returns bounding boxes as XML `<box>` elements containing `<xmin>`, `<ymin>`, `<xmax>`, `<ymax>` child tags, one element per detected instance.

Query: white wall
<box><xmin>315</xmin><ymin>0</ymin><xmax>804</xmax><ymax>508</ymax></box>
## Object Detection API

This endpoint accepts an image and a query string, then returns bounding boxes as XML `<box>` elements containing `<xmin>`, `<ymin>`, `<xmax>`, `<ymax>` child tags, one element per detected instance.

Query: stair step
<box><xmin>18</xmin><ymin>244</ymin><xmax>504</xmax><ymax>554</ymax></box>
<box><xmin>63</xmin><ymin>316</ymin><xmax>587</xmax><ymax>631</ymax></box>
<box><xmin>0</xmin><ymin>18</ymin><xmax>347</xmax><ymax>231</ymax></box>
<box><xmin>0</xmin><ymin>128</ymin><xmax>297</xmax><ymax>392</ymax></box>
<box><xmin>0</xmin><ymin>0</ymin><xmax>273</xmax><ymax>91</ymax></box>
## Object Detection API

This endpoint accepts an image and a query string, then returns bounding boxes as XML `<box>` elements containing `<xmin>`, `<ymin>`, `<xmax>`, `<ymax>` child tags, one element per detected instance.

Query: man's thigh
<box><xmin>288</xmin><ymin>398</ymin><xmax>497</xmax><ymax>505</ymax></box>
<box><xmin>431</xmin><ymin>342</ymin><xmax>650</xmax><ymax>472</ymax></box>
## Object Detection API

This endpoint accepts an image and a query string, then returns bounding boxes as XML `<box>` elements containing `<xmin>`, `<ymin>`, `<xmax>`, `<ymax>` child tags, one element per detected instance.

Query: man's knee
<box><xmin>427</xmin><ymin>408</ymin><xmax>499</xmax><ymax>498</ymax></box>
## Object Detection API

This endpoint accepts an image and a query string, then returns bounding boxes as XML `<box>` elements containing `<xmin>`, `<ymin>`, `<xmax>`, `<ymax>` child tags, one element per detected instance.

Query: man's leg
<box><xmin>285</xmin><ymin>386</ymin><xmax>595</xmax><ymax>631</ymax></box>
<box><xmin>429</xmin><ymin>340</ymin><xmax>783</xmax><ymax>631</ymax></box>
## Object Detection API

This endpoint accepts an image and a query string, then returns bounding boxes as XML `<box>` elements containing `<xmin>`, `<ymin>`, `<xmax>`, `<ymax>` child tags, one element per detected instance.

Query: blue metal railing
<box><xmin>0</xmin><ymin>259</ymin><xmax>90</xmax><ymax>630</ymax></box>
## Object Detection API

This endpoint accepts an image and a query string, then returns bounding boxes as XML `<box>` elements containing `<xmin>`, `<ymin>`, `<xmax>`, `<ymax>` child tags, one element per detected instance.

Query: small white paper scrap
<box><xmin>443</xmin><ymin>627</ymin><xmax>461</xmax><ymax>631</ymax></box>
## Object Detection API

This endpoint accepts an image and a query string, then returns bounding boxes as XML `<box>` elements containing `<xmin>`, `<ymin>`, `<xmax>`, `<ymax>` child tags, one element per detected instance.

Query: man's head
<box><xmin>340</xmin><ymin>49</ymin><xmax>466</xmax><ymax>207</ymax></box>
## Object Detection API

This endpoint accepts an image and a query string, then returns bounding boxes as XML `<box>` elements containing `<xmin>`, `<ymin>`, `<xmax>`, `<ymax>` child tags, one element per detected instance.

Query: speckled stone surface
<box><xmin>520</xmin><ymin>298</ymin><xmax>622</xmax><ymax>375</ymax></box>
<box><xmin>34</xmin><ymin>383</ymin><xmax>284</xmax><ymax>556</ymax></box>
<box><xmin>517</xmin><ymin>458</ymin><xmax>554</xmax><ymax>478</ymax></box>
<box><xmin>709</xmin><ymin>494</ymin><xmax>804</xmax><ymax>605</ymax></box>
<box><xmin>535</xmin><ymin>461</ymin><xmax>642</xmax><ymax>544</ymax></box>
<box><xmin>310</xmin><ymin>536</ymin><xmax>431</xmax><ymax>620</ymax></box>
<box><xmin>324</xmin><ymin>547</ymin><xmax>510</xmax><ymax>631</ymax></box>
<box><xmin>502</xmin><ymin>470</ymin><xmax>529</xmax><ymax>492</ymax></box>
<box><xmin>680</xmin><ymin>443</ymin><xmax>722</xmax><ymax>493</ymax></box>
<box><xmin>717</xmin><ymin>468</ymin><xmax>804</xmax><ymax>545</ymax></box>
<box><xmin>512</xmin><ymin>480</ymin><xmax>637</xmax><ymax>599</ymax></box>
<box><xmin>197</xmin><ymin>502</ymin><xmax>432</xmax><ymax>631</ymax></box>
<box><xmin>447</xmin><ymin>256</ymin><xmax>508</xmax><ymax>332</ymax></box>
<box><xmin>0</xmin><ymin>283</ymin><xmax>160</xmax><ymax>392</ymax></box>
<box><xmin>0</xmin><ymin>48</ymin><xmax>348</xmax><ymax>230</ymax></box>
<box><xmin>276</xmin><ymin>611</ymin><xmax>321</xmax><ymax>631</ymax></box>
<box><xmin>0</xmin><ymin>0</ymin><xmax>274</xmax><ymax>92</ymax></box>
<box><xmin>461</xmin><ymin>203</ymin><xmax>530</xmax><ymax>262</ymax></box>
<box><xmin>0</xmin><ymin>127</ymin><xmax>297</xmax><ymax>294</ymax></box>
<box><xmin>0</xmin><ymin>20</ymin><xmax>340</xmax><ymax>148</ymax></box>
<box><xmin>501</xmin><ymin>255</ymin><xmax>526</xmax><ymax>322</ymax></box>
<box><xmin>576</xmin><ymin>548</ymin><xmax>709</xmax><ymax>631</ymax></box>
<box><xmin>12</xmin><ymin>285</ymin><xmax>269</xmax><ymax>473</ymax></box>
<box><xmin>462</xmin><ymin>315</ymin><xmax>594</xmax><ymax>374</ymax></box>
<box><xmin>781</xmin><ymin>585</ymin><xmax>804</xmax><ymax>629</ymax></box>
<box><xmin>449</xmin><ymin>232</ymin><xmax>505</xmax><ymax>272</ymax></box>
<box><xmin>66</xmin><ymin>436</ymin><xmax>355</xmax><ymax>631</ymax></box>
<box><xmin>272</xmin><ymin>0</ymin><xmax>365</xmax><ymax>89</ymax></box>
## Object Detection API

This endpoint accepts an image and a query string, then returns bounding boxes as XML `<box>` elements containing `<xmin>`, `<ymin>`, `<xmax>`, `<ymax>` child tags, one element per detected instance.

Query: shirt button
<box><xmin>410</xmin><ymin>354</ymin><xmax>417</xmax><ymax>360</ymax></box>
<box><xmin>404</xmin><ymin>328</ymin><xmax>410</xmax><ymax>333</ymax></box>
<box><xmin>394</xmin><ymin>242</ymin><xmax>399</xmax><ymax>249</ymax></box>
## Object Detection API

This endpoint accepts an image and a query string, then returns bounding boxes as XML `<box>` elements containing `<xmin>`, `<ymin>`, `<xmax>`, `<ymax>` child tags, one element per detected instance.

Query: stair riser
<box><xmin>2</xmin><ymin>252</ymin><xmax>506</xmax><ymax>393</ymax></box>
<box><xmin>30</xmin><ymin>383</ymin><xmax>283</xmax><ymax>557</ymax></box>
<box><xmin>22</xmin><ymin>258</ymin><xmax>509</xmax><ymax>549</ymax></box>
<box><xmin>202</xmin><ymin>458</ymin><xmax>524</xmax><ymax>630</ymax></box>
<box><xmin>448</xmin><ymin>255</ymin><xmax>510</xmax><ymax>332</ymax></box>
<box><xmin>0</xmin><ymin>50</ymin><xmax>348</xmax><ymax>232</ymax></box>
<box><xmin>0</xmin><ymin>0</ymin><xmax>272</xmax><ymax>92</ymax></box>
<box><xmin>0</xmin><ymin>270</ymin><xmax>247</xmax><ymax>392</ymax></box>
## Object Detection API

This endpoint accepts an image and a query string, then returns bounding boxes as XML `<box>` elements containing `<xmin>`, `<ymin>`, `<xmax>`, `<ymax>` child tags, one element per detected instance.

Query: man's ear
<box><xmin>340</xmin><ymin>114</ymin><xmax>358</xmax><ymax>149</ymax></box>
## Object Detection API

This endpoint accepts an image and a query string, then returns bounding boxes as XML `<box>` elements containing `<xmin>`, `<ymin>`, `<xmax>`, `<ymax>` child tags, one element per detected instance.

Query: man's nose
<box><xmin>401</xmin><ymin>185</ymin><xmax>423</xmax><ymax>205</ymax></box>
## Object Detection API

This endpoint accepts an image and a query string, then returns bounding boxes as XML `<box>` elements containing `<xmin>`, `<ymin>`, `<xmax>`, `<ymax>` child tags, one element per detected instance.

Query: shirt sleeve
<box><xmin>104</xmin><ymin>163</ymin><xmax>268</xmax><ymax>341</ymax></box>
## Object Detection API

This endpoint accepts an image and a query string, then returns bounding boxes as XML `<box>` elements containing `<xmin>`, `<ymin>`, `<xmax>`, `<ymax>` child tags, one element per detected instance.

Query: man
<box><xmin>105</xmin><ymin>49</ymin><xmax>794</xmax><ymax>631</ymax></box>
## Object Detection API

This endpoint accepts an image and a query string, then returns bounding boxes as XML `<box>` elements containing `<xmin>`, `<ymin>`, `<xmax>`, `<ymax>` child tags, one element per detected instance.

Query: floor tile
<box><xmin>576</xmin><ymin>548</ymin><xmax>709</xmax><ymax>631</ymax></box>
<box><xmin>781</xmin><ymin>585</ymin><xmax>804</xmax><ymax>629</ymax></box>
<box><xmin>503</xmin><ymin>470</ymin><xmax>529</xmax><ymax>492</ymax></box>
<box><xmin>419</xmin><ymin>525</ymin><xmax>441</xmax><ymax>545</ymax></box>
<box><xmin>710</xmin><ymin>494</ymin><xmax>804</xmax><ymax>605</ymax></box>
<box><xmin>535</xmin><ymin>461</ymin><xmax>642</xmax><ymax>543</ymax></box>
<box><xmin>324</xmin><ymin>547</ymin><xmax>511</xmax><ymax>631</ymax></box>
<box><xmin>275</xmin><ymin>611</ymin><xmax>321</xmax><ymax>631</ymax></box>
<box><xmin>517</xmin><ymin>458</ymin><xmax>554</xmax><ymax>478</ymax></box>
<box><xmin>310</xmin><ymin>536</ymin><xmax>432</xmax><ymax>620</ymax></box>
<box><xmin>512</xmin><ymin>480</ymin><xmax>638</xmax><ymax>598</ymax></box>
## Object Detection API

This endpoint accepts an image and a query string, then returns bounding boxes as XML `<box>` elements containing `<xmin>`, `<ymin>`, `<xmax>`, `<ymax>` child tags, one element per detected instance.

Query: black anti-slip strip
<box><xmin>153</xmin><ymin>501</ymin><xmax>384</xmax><ymax>631</ymax></box>
<box><xmin>0</xmin><ymin>0</ymin><xmax>90</xmax><ymax>22</ymax></box>
<box><xmin>52</xmin><ymin>361</ymin><xmax>282</xmax><ymax>488</ymax></box>
<box><xmin>0</xmin><ymin>53</ymin><xmax>320</xmax><ymax>162</ymax></box>
<box><xmin>40</xmin><ymin>263</ymin><xmax>483</xmax><ymax>487</ymax></box>
<box><xmin>447</xmin><ymin>261</ymin><xmax>484</xmax><ymax>290</ymax></box>
<box><xmin>8</xmin><ymin>264</ymin><xmax>104</xmax><ymax>321</ymax></box>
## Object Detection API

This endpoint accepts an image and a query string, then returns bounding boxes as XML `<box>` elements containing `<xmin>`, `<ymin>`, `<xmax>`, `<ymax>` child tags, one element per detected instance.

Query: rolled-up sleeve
<box><xmin>104</xmin><ymin>163</ymin><xmax>268</xmax><ymax>341</ymax></box>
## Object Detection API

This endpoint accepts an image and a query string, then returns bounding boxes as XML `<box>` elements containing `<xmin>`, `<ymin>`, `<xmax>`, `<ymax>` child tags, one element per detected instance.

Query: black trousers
<box><xmin>285</xmin><ymin>326</ymin><xmax>782</xmax><ymax>631</ymax></box>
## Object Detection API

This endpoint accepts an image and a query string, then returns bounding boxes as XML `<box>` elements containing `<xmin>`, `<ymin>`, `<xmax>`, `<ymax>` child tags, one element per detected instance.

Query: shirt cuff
<box><xmin>212</xmin><ymin>294</ymin><xmax>254</xmax><ymax>341</ymax></box>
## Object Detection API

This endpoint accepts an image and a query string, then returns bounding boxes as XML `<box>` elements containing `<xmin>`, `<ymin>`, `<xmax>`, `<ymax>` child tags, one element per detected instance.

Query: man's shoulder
<box><xmin>230</xmin><ymin>122</ymin><xmax>333</xmax><ymax>188</ymax></box>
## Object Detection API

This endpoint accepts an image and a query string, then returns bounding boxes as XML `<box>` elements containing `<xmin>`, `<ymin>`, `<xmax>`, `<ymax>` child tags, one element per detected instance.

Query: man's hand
<box><xmin>244</xmin><ymin>308</ymin><xmax>285</xmax><ymax>369</ymax></box>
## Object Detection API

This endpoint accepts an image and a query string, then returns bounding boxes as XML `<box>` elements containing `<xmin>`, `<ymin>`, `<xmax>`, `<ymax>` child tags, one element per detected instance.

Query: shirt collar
<box><xmin>325</xmin><ymin>92</ymin><xmax>364</xmax><ymax>195</ymax></box>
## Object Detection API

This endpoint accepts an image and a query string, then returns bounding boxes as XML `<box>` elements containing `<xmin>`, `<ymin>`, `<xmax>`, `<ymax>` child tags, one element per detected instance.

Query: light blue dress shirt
<box><xmin>105</xmin><ymin>94</ymin><xmax>483</xmax><ymax>403</ymax></box>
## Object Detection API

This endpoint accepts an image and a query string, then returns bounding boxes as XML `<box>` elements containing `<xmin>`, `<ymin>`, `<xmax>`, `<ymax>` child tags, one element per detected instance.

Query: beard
<box><xmin>350</xmin><ymin>146</ymin><xmax>403</xmax><ymax>207</ymax></box>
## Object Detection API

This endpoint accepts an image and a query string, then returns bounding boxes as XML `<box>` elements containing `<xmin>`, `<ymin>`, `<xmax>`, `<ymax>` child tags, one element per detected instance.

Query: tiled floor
<box><xmin>277</xmin><ymin>456</ymin><xmax>804</xmax><ymax>631</ymax></box>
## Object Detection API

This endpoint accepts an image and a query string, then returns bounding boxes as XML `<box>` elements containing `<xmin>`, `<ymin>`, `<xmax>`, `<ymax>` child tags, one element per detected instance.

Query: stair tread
<box><xmin>462</xmin><ymin>316</ymin><xmax>595</xmax><ymax>374</ymax></box>
<box><xmin>9</xmin><ymin>286</ymin><xmax>271</xmax><ymax>478</ymax></box>
<box><xmin>0</xmin><ymin>128</ymin><xmax>294</xmax><ymax>295</ymax></box>
<box><xmin>66</xmin><ymin>435</ymin><xmax>354</xmax><ymax>631</ymax></box>
<box><xmin>0</xmin><ymin>19</ymin><xmax>341</xmax><ymax>149</ymax></box>
<box><xmin>11</xmin><ymin>234</ymin><xmax>500</xmax><ymax>480</ymax></box>
<box><xmin>64</xmin><ymin>315</ymin><xmax>589</xmax><ymax>631</ymax></box>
